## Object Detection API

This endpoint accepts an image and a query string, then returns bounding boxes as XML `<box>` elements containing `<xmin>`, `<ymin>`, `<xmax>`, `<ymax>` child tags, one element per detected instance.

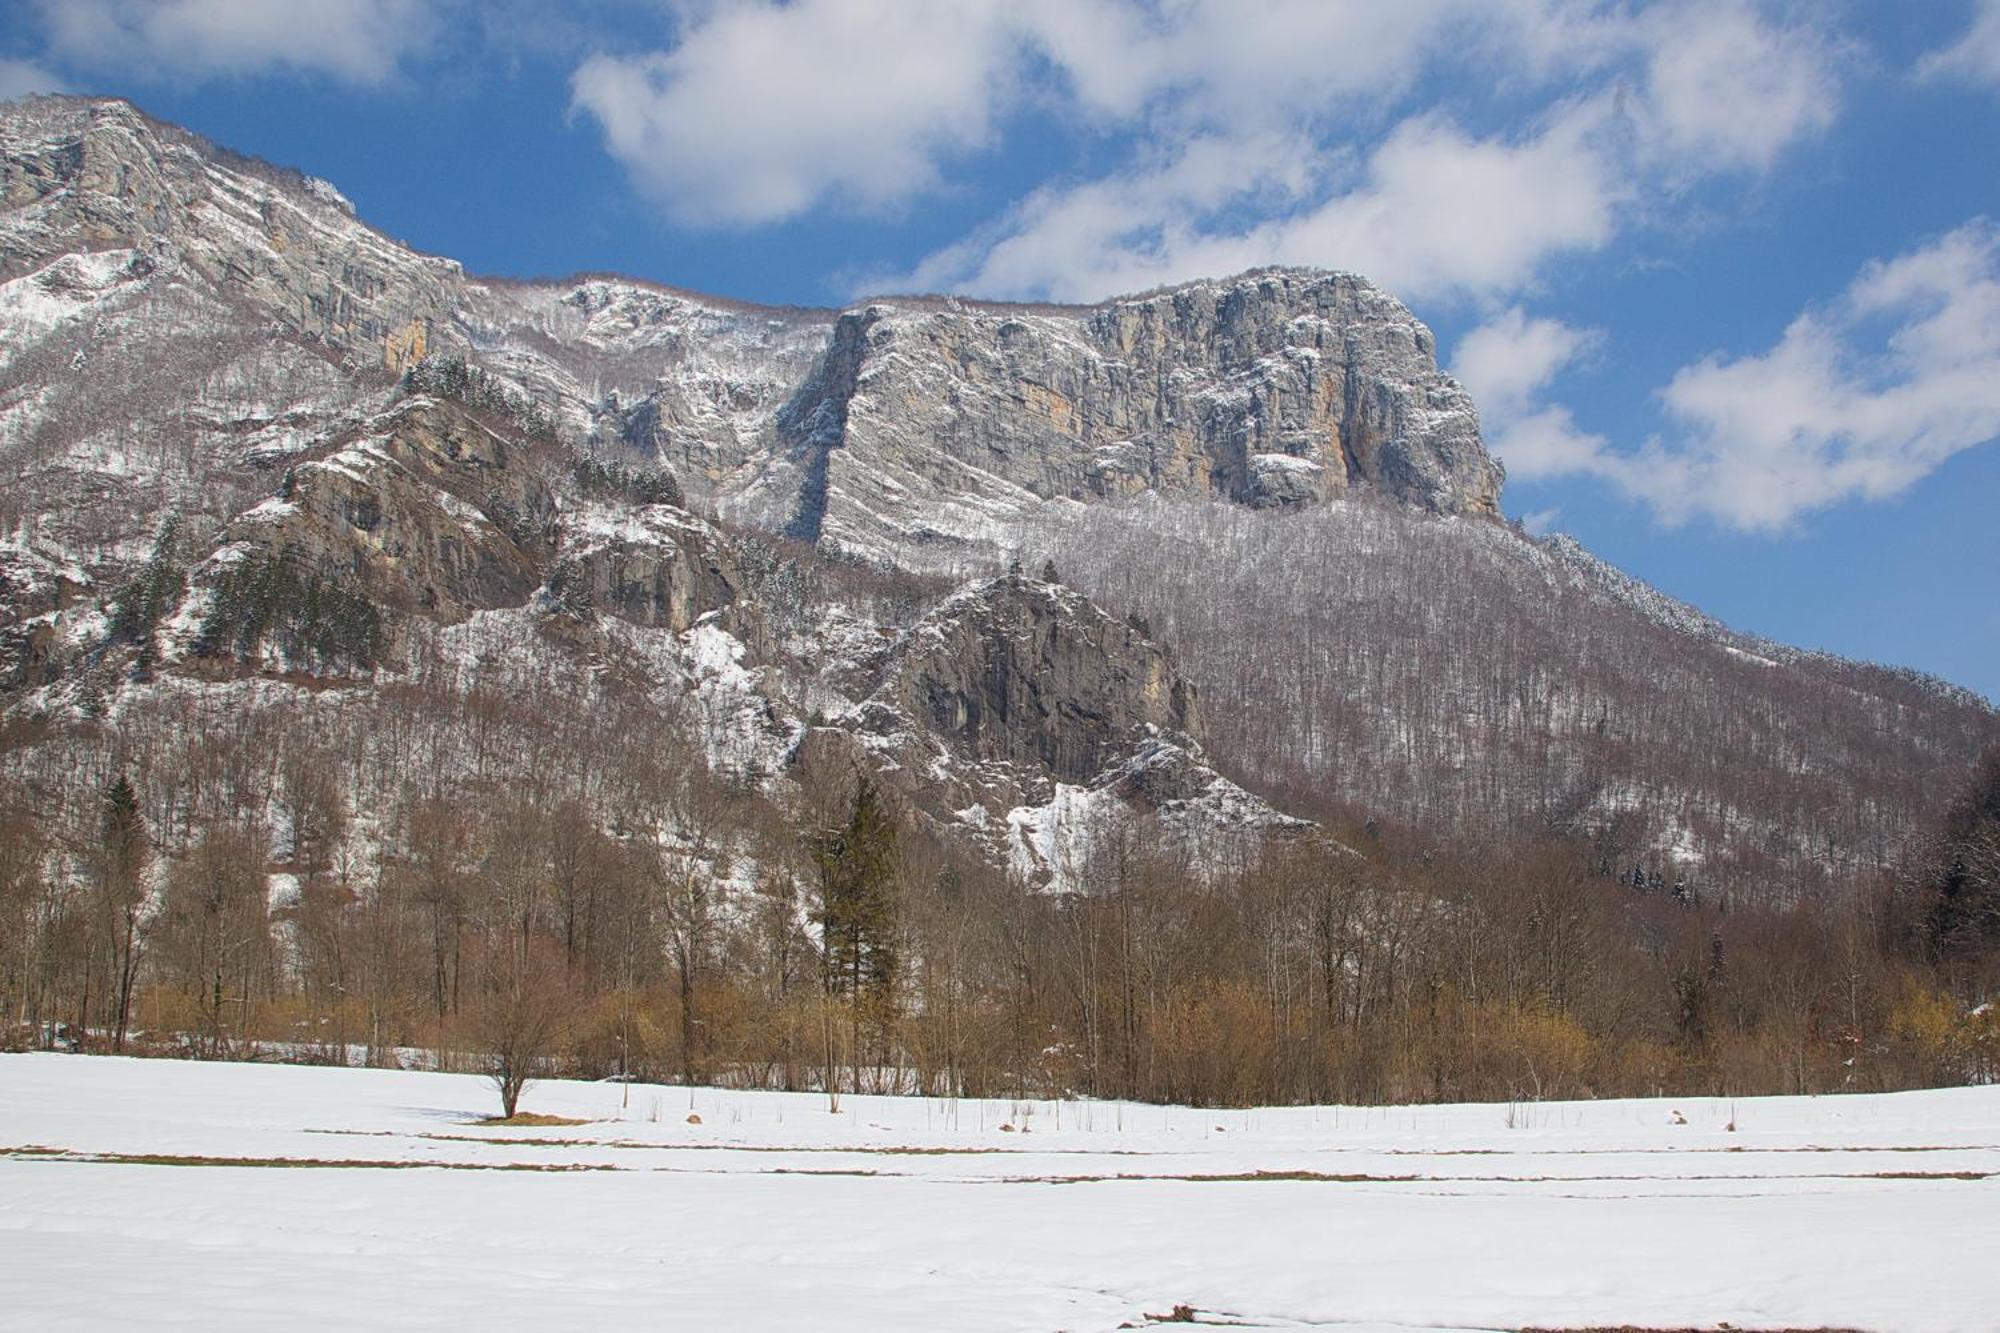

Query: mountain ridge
<box><xmin>0</xmin><ymin>92</ymin><xmax>1992</xmax><ymax>903</ymax></box>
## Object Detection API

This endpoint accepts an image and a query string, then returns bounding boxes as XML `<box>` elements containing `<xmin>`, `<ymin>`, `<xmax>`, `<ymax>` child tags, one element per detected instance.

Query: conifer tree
<box><xmin>94</xmin><ymin>776</ymin><xmax>148</xmax><ymax>1051</ymax></box>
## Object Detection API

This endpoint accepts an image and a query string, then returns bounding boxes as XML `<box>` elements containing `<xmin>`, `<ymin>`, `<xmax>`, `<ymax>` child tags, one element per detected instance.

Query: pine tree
<box><xmin>814</xmin><ymin>777</ymin><xmax>900</xmax><ymax>998</ymax></box>
<box><xmin>95</xmin><ymin>776</ymin><xmax>149</xmax><ymax>1052</ymax></box>
<box><xmin>811</xmin><ymin>776</ymin><xmax>903</xmax><ymax>1093</ymax></box>
<box><xmin>106</xmin><ymin>519</ymin><xmax>185</xmax><ymax>650</ymax></box>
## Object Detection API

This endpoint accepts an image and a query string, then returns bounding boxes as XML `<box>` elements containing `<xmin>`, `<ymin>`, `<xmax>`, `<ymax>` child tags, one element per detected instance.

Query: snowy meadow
<box><xmin>2</xmin><ymin>1055</ymin><xmax>1996</xmax><ymax>1331</ymax></box>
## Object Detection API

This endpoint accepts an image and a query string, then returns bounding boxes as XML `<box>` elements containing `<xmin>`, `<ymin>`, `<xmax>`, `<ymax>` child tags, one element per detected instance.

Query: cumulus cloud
<box><xmin>871</xmin><ymin>0</ymin><xmax>1836</xmax><ymax>302</ymax></box>
<box><xmin>34</xmin><ymin>0</ymin><xmax>436</xmax><ymax>86</ymax></box>
<box><xmin>569</xmin><ymin>0</ymin><xmax>1518</xmax><ymax>230</ymax></box>
<box><xmin>575</xmin><ymin>0</ymin><xmax>1633</xmax><ymax>238</ymax></box>
<box><xmin>891</xmin><ymin>106</ymin><xmax>1622</xmax><ymax>304</ymax></box>
<box><xmin>1631</xmin><ymin>0</ymin><xmax>1841</xmax><ymax>172</ymax></box>
<box><xmin>0</xmin><ymin>58</ymin><xmax>68</xmax><ymax>101</ymax></box>
<box><xmin>1453</xmin><ymin>307</ymin><xmax>1610</xmax><ymax>482</ymax></box>
<box><xmin>1503</xmin><ymin>221</ymin><xmax>2000</xmax><ymax>530</ymax></box>
<box><xmin>572</xmin><ymin>0</ymin><xmax>1033</xmax><ymax>226</ymax></box>
<box><xmin>1919</xmin><ymin>0</ymin><xmax>2000</xmax><ymax>86</ymax></box>
<box><xmin>1028</xmin><ymin>0</ymin><xmax>1488</xmax><ymax>125</ymax></box>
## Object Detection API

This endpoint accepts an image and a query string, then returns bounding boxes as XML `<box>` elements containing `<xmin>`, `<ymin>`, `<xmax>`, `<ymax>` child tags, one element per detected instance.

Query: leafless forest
<box><xmin>1018</xmin><ymin>497</ymin><xmax>1994</xmax><ymax>899</ymax></box>
<box><xmin>3</xmin><ymin>528</ymin><xmax>1995</xmax><ymax>1109</ymax></box>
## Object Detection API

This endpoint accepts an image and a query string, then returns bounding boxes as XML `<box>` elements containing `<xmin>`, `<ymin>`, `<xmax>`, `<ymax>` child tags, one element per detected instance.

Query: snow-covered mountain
<box><xmin>1</xmin><ymin>95</ymin><xmax>1991</xmax><ymax>898</ymax></box>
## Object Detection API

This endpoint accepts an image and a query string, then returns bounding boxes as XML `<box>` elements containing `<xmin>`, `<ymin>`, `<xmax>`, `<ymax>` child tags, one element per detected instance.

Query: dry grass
<box><xmin>473</xmin><ymin>1113</ymin><xmax>592</xmax><ymax>1128</ymax></box>
<box><xmin>0</xmin><ymin>1146</ymin><xmax>617</xmax><ymax>1171</ymax></box>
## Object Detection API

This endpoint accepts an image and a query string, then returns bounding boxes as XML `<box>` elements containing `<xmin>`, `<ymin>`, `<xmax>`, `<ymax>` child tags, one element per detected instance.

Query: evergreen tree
<box><xmin>106</xmin><ymin>519</ymin><xmax>185</xmax><ymax>649</ymax></box>
<box><xmin>95</xmin><ymin>776</ymin><xmax>149</xmax><ymax>1052</ymax></box>
<box><xmin>813</xmin><ymin>776</ymin><xmax>901</xmax><ymax>999</ymax></box>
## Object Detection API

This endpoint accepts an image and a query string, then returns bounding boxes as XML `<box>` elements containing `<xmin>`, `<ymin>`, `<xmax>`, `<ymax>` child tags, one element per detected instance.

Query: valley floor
<box><xmin>1</xmin><ymin>1056</ymin><xmax>1995</xmax><ymax>1331</ymax></box>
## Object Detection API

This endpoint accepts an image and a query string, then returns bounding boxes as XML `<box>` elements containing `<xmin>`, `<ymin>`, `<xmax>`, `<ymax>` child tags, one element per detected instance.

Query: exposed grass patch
<box><xmin>1027</xmin><ymin>1169</ymin><xmax>1426</xmax><ymax>1186</ymax></box>
<box><xmin>1010</xmin><ymin>1167</ymin><xmax>1995</xmax><ymax>1186</ymax></box>
<box><xmin>413</xmin><ymin>1132</ymin><xmax>1150</xmax><ymax>1157</ymax></box>
<box><xmin>0</xmin><ymin>1145</ymin><xmax>618</xmax><ymax>1172</ymax></box>
<box><xmin>473</xmin><ymin>1113</ymin><xmax>593</xmax><ymax>1128</ymax></box>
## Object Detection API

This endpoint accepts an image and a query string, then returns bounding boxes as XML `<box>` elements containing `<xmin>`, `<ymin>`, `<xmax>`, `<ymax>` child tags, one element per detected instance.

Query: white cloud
<box><xmin>569</xmin><ymin>0</ymin><xmax>1519</xmax><ymax>231</ymax></box>
<box><xmin>1520</xmin><ymin>506</ymin><xmax>1564</xmax><ymax>536</ymax></box>
<box><xmin>894</xmin><ymin>106</ymin><xmax>1623</xmax><ymax>304</ymax></box>
<box><xmin>0</xmin><ymin>58</ymin><xmax>68</xmax><ymax>101</ymax></box>
<box><xmin>1505</xmin><ymin>221</ymin><xmax>2000</xmax><ymax>531</ymax></box>
<box><xmin>34</xmin><ymin>0</ymin><xmax>436</xmax><ymax>86</ymax></box>
<box><xmin>1631</xmin><ymin>0</ymin><xmax>1841</xmax><ymax>172</ymax></box>
<box><xmin>1919</xmin><ymin>0</ymin><xmax>2000</xmax><ymax>87</ymax></box>
<box><xmin>877</xmin><ymin>0</ymin><xmax>1837</xmax><ymax>302</ymax></box>
<box><xmin>888</xmin><ymin>130</ymin><xmax>1328</xmax><ymax>299</ymax></box>
<box><xmin>1029</xmin><ymin>0</ymin><xmax>1485</xmax><ymax>125</ymax></box>
<box><xmin>571</xmin><ymin>0</ymin><xmax>1031</xmax><ymax>226</ymax></box>
<box><xmin>1274</xmin><ymin>107</ymin><xmax>1621</xmax><ymax>304</ymax></box>
<box><xmin>1456</xmin><ymin>307</ymin><xmax>1600</xmax><ymax>421</ymax></box>
<box><xmin>1453</xmin><ymin>307</ymin><xmax>1610</xmax><ymax>482</ymax></box>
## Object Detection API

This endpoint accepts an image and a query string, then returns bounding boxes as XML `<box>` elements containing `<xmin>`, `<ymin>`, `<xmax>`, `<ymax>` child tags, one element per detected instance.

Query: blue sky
<box><xmin>3</xmin><ymin>1</ymin><xmax>1998</xmax><ymax>699</ymax></box>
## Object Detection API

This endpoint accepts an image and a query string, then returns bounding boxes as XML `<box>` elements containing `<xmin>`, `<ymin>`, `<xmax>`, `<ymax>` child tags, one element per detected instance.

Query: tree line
<box><xmin>2</xmin><ymin>634</ymin><xmax>1993</xmax><ymax>1108</ymax></box>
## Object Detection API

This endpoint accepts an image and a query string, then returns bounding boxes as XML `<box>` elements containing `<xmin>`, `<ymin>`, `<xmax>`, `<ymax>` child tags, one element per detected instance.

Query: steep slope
<box><xmin>727</xmin><ymin>275</ymin><xmax>1497</xmax><ymax>565</ymax></box>
<box><xmin>2</xmin><ymin>97</ymin><xmax>1498</xmax><ymax>575</ymax></box>
<box><xmin>0</xmin><ymin>93</ymin><xmax>1991</xmax><ymax>900</ymax></box>
<box><xmin>1018</xmin><ymin>497</ymin><xmax>1996</xmax><ymax>897</ymax></box>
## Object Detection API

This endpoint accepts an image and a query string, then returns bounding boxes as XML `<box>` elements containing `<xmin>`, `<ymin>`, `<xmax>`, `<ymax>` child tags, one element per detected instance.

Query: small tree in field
<box><xmin>471</xmin><ymin>942</ymin><xmax>572</xmax><ymax>1119</ymax></box>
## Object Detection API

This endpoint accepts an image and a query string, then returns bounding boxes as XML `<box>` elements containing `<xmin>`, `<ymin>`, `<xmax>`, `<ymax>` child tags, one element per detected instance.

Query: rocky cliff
<box><xmin>3</xmin><ymin>97</ymin><xmax>1502</xmax><ymax>575</ymax></box>
<box><xmin>735</xmin><ymin>275</ymin><xmax>1497</xmax><ymax>564</ymax></box>
<box><xmin>1</xmin><ymin>94</ymin><xmax>1989</xmax><ymax>897</ymax></box>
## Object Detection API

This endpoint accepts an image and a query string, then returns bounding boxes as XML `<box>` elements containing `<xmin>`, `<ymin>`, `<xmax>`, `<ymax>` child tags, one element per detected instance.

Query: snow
<box><xmin>1007</xmin><ymin>779</ymin><xmax>1114</xmax><ymax>890</ymax></box>
<box><xmin>300</xmin><ymin>175</ymin><xmax>356</xmax><ymax>216</ymax></box>
<box><xmin>1724</xmin><ymin>644</ymin><xmax>1780</xmax><ymax>669</ymax></box>
<box><xmin>4</xmin><ymin>1054</ymin><xmax>1997</xmax><ymax>1332</ymax></box>
<box><xmin>681</xmin><ymin>618</ymin><xmax>796</xmax><ymax>781</ymax></box>
<box><xmin>0</xmin><ymin>248</ymin><xmax>138</xmax><ymax>366</ymax></box>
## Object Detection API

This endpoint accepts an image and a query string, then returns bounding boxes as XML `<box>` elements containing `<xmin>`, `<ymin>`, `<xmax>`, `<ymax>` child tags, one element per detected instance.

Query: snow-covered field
<box><xmin>3</xmin><ymin>1055</ymin><xmax>1996</xmax><ymax>1331</ymax></box>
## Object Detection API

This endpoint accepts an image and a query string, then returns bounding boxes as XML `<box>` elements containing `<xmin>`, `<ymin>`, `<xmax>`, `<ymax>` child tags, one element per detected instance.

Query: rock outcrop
<box><xmin>741</xmin><ymin>273</ymin><xmax>1497</xmax><ymax>565</ymax></box>
<box><xmin>803</xmin><ymin>569</ymin><xmax>1296</xmax><ymax>881</ymax></box>
<box><xmin>863</xmin><ymin>571</ymin><xmax>1198</xmax><ymax>786</ymax></box>
<box><xmin>1</xmin><ymin>97</ymin><xmax>464</xmax><ymax>353</ymax></box>
<box><xmin>201</xmin><ymin>397</ymin><xmax>555</xmax><ymax>625</ymax></box>
<box><xmin>3</xmin><ymin>97</ymin><xmax>1506</xmax><ymax>580</ymax></box>
<box><xmin>552</xmin><ymin>501</ymin><xmax>743</xmax><ymax>634</ymax></box>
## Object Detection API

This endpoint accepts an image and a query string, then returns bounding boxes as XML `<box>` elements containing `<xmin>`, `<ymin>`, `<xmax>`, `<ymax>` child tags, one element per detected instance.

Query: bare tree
<box><xmin>470</xmin><ymin>941</ymin><xmax>573</xmax><ymax>1120</ymax></box>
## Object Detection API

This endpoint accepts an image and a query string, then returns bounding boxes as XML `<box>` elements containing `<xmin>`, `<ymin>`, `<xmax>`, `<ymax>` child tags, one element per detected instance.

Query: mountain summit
<box><xmin>0</xmin><ymin>94</ymin><xmax>1991</xmax><ymax>901</ymax></box>
<box><xmin>2</xmin><ymin>97</ymin><xmax>1499</xmax><ymax>568</ymax></box>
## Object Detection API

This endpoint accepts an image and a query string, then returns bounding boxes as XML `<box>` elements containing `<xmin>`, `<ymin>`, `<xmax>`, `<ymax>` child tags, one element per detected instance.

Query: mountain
<box><xmin>0</xmin><ymin>95</ymin><xmax>1993</xmax><ymax>906</ymax></box>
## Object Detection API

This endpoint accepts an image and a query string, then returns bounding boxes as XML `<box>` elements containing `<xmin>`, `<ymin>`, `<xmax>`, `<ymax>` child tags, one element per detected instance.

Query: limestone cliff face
<box><xmin>872</xmin><ymin>571</ymin><xmax>1198</xmax><ymax>785</ymax></box>
<box><xmin>193</xmin><ymin>394</ymin><xmax>751</xmax><ymax>639</ymax></box>
<box><xmin>552</xmin><ymin>501</ymin><xmax>743</xmax><ymax>634</ymax></box>
<box><xmin>807</xmin><ymin>571</ymin><xmax>1210</xmax><ymax>834</ymax></box>
<box><xmin>1</xmin><ymin>98</ymin><xmax>464</xmax><ymax>356</ymax></box>
<box><xmin>756</xmin><ymin>270</ymin><xmax>1496</xmax><ymax>560</ymax></box>
<box><xmin>201</xmin><ymin>397</ymin><xmax>555</xmax><ymax>624</ymax></box>
<box><xmin>804</xmin><ymin>570</ymin><xmax>1307</xmax><ymax>883</ymax></box>
<box><xmin>2</xmin><ymin>98</ymin><xmax>1505</xmax><ymax>581</ymax></box>
<box><xmin>728</xmin><ymin>272</ymin><xmax>1498</xmax><ymax>563</ymax></box>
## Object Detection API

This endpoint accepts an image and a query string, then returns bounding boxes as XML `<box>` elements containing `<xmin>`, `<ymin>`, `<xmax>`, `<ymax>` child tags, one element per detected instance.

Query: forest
<box><xmin>2</xmin><ymin>580</ymin><xmax>1995</xmax><ymax>1110</ymax></box>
